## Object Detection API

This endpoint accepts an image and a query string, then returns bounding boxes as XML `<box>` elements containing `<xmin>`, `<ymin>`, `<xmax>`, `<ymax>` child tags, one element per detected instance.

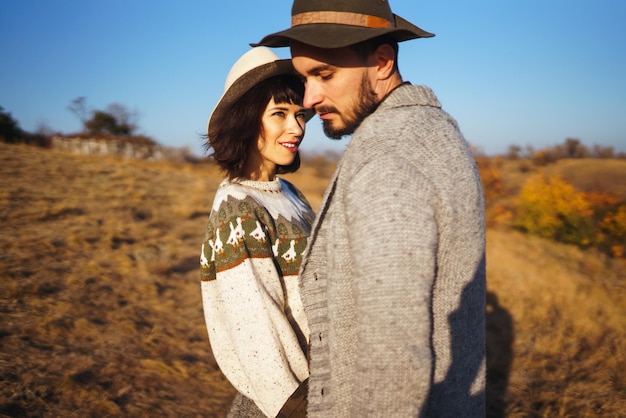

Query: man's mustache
<box><xmin>314</xmin><ymin>106</ymin><xmax>338</xmax><ymax>114</ymax></box>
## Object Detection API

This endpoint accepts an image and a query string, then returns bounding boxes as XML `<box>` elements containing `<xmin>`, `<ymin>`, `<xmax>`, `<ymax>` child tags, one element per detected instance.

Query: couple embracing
<box><xmin>200</xmin><ymin>1</ymin><xmax>486</xmax><ymax>417</ymax></box>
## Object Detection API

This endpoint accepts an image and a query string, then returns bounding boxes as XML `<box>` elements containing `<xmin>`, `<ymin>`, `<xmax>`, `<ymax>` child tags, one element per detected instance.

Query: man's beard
<box><xmin>321</xmin><ymin>74</ymin><xmax>379</xmax><ymax>139</ymax></box>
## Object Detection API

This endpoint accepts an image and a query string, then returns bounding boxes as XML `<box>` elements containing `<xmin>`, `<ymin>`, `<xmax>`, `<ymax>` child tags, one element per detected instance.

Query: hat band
<box><xmin>292</xmin><ymin>11</ymin><xmax>394</xmax><ymax>29</ymax></box>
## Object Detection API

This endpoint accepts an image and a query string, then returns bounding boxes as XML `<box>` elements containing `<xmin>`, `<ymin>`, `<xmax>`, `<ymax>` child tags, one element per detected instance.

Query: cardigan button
<box><xmin>313</xmin><ymin>272</ymin><xmax>318</xmax><ymax>281</ymax></box>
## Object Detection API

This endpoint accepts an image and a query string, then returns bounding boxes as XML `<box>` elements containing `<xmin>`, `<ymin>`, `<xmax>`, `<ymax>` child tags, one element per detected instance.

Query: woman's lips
<box><xmin>280</xmin><ymin>142</ymin><xmax>298</xmax><ymax>153</ymax></box>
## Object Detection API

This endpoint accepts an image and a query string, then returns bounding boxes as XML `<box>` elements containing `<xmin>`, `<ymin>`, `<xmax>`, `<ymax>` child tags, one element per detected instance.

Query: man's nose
<box><xmin>303</xmin><ymin>81</ymin><xmax>322</xmax><ymax>109</ymax></box>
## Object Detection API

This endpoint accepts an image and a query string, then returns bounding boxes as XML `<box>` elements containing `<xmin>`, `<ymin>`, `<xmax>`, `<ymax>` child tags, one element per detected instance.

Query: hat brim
<box><xmin>252</xmin><ymin>14</ymin><xmax>434</xmax><ymax>49</ymax></box>
<box><xmin>208</xmin><ymin>60</ymin><xmax>313</xmax><ymax>139</ymax></box>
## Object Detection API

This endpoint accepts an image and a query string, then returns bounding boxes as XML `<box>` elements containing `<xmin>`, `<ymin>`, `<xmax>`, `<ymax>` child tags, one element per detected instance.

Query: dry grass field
<box><xmin>1</xmin><ymin>142</ymin><xmax>625</xmax><ymax>417</ymax></box>
<box><xmin>496</xmin><ymin>158</ymin><xmax>626</xmax><ymax>201</ymax></box>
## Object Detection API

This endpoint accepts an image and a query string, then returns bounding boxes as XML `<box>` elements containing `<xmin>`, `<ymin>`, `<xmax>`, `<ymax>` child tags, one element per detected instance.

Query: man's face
<box><xmin>291</xmin><ymin>42</ymin><xmax>379</xmax><ymax>139</ymax></box>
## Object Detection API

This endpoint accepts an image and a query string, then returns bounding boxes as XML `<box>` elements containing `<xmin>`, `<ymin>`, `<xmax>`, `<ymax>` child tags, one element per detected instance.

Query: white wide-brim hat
<box><xmin>208</xmin><ymin>47</ymin><xmax>310</xmax><ymax>140</ymax></box>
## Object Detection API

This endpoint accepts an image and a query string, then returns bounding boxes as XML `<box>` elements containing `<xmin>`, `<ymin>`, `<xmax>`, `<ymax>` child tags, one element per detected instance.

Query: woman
<box><xmin>200</xmin><ymin>47</ymin><xmax>313</xmax><ymax>418</ymax></box>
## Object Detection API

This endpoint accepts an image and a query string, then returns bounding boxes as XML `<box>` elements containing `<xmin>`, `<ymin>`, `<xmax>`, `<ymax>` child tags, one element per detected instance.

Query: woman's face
<box><xmin>250</xmin><ymin>97</ymin><xmax>307</xmax><ymax>181</ymax></box>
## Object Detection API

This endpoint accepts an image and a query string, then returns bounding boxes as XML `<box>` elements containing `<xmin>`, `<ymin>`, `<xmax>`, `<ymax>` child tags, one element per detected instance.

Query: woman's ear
<box><xmin>374</xmin><ymin>43</ymin><xmax>396</xmax><ymax>80</ymax></box>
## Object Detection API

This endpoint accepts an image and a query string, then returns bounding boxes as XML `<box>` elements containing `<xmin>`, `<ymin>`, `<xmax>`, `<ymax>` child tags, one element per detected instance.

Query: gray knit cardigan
<box><xmin>299</xmin><ymin>84</ymin><xmax>486</xmax><ymax>417</ymax></box>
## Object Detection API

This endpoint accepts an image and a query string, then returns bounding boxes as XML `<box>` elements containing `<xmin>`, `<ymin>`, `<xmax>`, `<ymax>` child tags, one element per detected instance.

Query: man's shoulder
<box><xmin>361</xmin><ymin>85</ymin><xmax>446</xmax><ymax>134</ymax></box>
<box><xmin>342</xmin><ymin>84</ymin><xmax>472</xmax><ymax>172</ymax></box>
<box><xmin>382</xmin><ymin>84</ymin><xmax>442</xmax><ymax>110</ymax></box>
<box><xmin>352</xmin><ymin>84</ymin><xmax>453</xmax><ymax>146</ymax></box>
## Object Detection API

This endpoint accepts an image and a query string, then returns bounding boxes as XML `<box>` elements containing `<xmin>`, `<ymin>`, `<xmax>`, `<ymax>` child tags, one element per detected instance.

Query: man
<box><xmin>254</xmin><ymin>1</ymin><xmax>486</xmax><ymax>416</ymax></box>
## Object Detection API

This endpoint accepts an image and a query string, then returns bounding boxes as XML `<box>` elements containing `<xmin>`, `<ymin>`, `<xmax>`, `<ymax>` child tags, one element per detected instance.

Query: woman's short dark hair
<box><xmin>206</xmin><ymin>74</ymin><xmax>305</xmax><ymax>180</ymax></box>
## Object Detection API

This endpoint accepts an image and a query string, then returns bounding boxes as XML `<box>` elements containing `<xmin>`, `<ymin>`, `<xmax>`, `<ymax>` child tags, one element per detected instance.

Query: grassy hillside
<box><xmin>486</xmin><ymin>228</ymin><xmax>625</xmax><ymax>416</ymax></box>
<box><xmin>1</xmin><ymin>142</ymin><xmax>624</xmax><ymax>417</ymax></box>
<box><xmin>496</xmin><ymin>158</ymin><xmax>626</xmax><ymax>200</ymax></box>
<box><xmin>0</xmin><ymin>143</ymin><xmax>234</xmax><ymax>417</ymax></box>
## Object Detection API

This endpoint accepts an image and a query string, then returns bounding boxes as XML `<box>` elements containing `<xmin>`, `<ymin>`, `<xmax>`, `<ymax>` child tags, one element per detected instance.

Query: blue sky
<box><xmin>1</xmin><ymin>0</ymin><xmax>625</xmax><ymax>156</ymax></box>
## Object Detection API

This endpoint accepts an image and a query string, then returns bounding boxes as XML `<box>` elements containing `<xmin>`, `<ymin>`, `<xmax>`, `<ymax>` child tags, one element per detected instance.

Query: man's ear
<box><xmin>374</xmin><ymin>43</ymin><xmax>396</xmax><ymax>80</ymax></box>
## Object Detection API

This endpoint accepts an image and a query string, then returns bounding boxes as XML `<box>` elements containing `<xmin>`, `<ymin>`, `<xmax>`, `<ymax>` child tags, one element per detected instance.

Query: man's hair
<box><xmin>351</xmin><ymin>35</ymin><xmax>400</xmax><ymax>73</ymax></box>
<box><xmin>206</xmin><ymin>74</ymin><xmax>305</xmax><ymax>179</ymax></box>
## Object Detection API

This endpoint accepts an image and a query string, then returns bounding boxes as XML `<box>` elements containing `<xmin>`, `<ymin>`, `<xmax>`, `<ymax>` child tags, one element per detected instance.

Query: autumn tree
<box><xmin>67</xmin><ymin>96</ymin><xmax>89</xmax><ymax>126</ymax></box>
<box><xmin>591</xmin><ymin>145</ymin><xmax>615</xmax><ymax>159</ymax></box>
<box><xmin>68</xmin><ymin>98</ymin><xmax>138</xmax><ymax>137</ymax></box>
<box><xmin>85</xmin><ymin>110</ymin><xmax>132</xmax><ymax>136</ymax></box>
<box><xmin>0</xmin><ymin>106</ymin><xmax>23</xmax><ymax>143</ymax></box>
<box><xmin>563</xmin><ymin>137</ymin><xmax>588</xmax><ymax>158</ymax></box>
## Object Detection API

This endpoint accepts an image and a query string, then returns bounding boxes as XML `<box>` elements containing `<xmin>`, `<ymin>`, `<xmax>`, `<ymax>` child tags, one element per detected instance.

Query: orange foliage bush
<box><xmin>476</xmin><ymin>156</ymin><xmax>504</xmax><ymax>202</ymax></box>
<box><xmin>513</xmin><ymin>176</ymin><xmax>626</xmax><ymax>257</ymax></box>
<box><xmin>513</xmin><ymin>175</ymin><xmax>594</xmax><ymax>245</ymax></box>
<box><xmin>598</xmin><ymin>204</ymin><xmax>626</xmax><ymax>257</ymax></box>
<box><xmin>476</xmin><ymin>156</ymin><xmax>509</xmax><ymax>227</ymax></box>
<box><xmin>582</xmin><ymin>192</ymin><xmax>626</xmax><ymax>257</ymax></box>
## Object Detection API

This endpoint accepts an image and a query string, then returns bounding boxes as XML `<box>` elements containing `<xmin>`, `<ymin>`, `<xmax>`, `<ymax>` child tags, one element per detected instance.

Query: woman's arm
<box><xmin>201</xmin><ymin>203</ymin><xmax>309</xmax><ymax>417</ymax></box>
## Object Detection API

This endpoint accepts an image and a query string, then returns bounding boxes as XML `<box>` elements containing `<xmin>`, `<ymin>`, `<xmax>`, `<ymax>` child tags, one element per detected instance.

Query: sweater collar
<box><xmin>222</xmin><ymin>177</ymin><xmax>282</xmax><ymax>192</ymax></box>
<box><xmin>379</xmin><ymin>83</ymin><xmax>442</xmax><ymax>111</ymax></box>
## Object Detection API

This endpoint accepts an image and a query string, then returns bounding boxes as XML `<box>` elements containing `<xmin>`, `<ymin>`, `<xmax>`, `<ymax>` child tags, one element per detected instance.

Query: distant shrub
<box><xmin>1</xmin><ymin>106</ymin><xmax>52</xmax><ymax>147</ymax></box>
<box><xmin>562</xmin><ymin>137</ymin><xmax>589</xmax><ymax>159</ymax></box>
<box><xmin>518</xmin><ymin>160</ymin><xmax>533</xmax><ymax>173</ymax></box>
<box><xmin>1</xmin><ymin>105</ymin><xmax>24</xmax><ymax>143</ymax></box>
<box><xmin>475</xmin><ymin>155</ymin><xmax>504</xmax><ymax>204</ymax></box>
<box><xmin>506</xmin><ymin>144</ymin><xmax>522</xmax><ymax>160</ymax></box>
<box><xmin>509</xmin><ymin>138</ymin><xmax>625</xmax><ymax>165</ymax></box>
<box><xmin>591</xmin><ymin>144</ymin><xmax>615</xmax><ymax>159</ymax></box>
<box><xmin>531</xmin><ymin>150</ymin><xmax>558</xmax><ymax>166</ymax></box>
<box><xmin>513</xmin><ymin>176</ymin><xmax>626</xmax><ymax>257</ymax></box>
<box><xmin>475</xmin><ymin>156</ymin><xmax>507</xmax><ymax>227</ymax></box>
<box><xmin>596</xmin><ymin>201</ymin><xmax>626</xmax><ymax>258</ymax></box>
<box><xmin>527</xmin><ymin>138</ymin><xmax>589</xmax><ymax>166</ymax></box>
<box><xmin>513</xmin><ymin>175</ymin><xmax>594</xmax><ymax>246</ymax></box>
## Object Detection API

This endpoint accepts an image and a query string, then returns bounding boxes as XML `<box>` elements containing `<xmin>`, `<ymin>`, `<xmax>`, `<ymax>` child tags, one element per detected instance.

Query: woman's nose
<box><xmin>289</xmin><ymin>115</ymin><xmax>304</xmax><ymax>135</ymax></box>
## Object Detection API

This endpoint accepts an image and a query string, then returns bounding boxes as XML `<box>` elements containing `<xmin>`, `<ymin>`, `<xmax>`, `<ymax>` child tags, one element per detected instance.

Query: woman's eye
<box><xmin>273</xmin><ymin>111</ymin><xmax>285</xmax><ymax>117</ymax></box>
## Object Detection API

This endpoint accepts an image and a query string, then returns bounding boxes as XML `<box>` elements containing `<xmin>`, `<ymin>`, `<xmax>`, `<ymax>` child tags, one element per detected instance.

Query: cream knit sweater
<box><xmin>201</xmin><ymin>177</ymin><xmax>314</xmax><ymax>417</ymax></box>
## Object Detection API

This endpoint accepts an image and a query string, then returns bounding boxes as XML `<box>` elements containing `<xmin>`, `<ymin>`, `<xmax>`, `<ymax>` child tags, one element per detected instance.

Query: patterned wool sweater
<box><xmin>200</xmin><ymin>177</ymin><xmax>314</xmax><ymax>417</ymax></box>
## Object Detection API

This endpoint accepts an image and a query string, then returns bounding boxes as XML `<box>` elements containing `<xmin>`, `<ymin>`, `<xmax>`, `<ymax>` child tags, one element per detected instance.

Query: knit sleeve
<box><xmin>200</xmin><ymin>196</ymin><xmax>309</xmax><ymax>418</ymax></box>
<box><xmin>343</xmin><ymin>154</ymin><xmax>437</xmax><ymax>416</ymax></box>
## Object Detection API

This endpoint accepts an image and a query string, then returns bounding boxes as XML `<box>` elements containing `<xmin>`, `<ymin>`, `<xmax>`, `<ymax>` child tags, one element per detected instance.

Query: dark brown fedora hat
<box><xmin>252</xmin><ymin>0</ymin><xmax>434</xmax><ymax>49</ymax></box>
